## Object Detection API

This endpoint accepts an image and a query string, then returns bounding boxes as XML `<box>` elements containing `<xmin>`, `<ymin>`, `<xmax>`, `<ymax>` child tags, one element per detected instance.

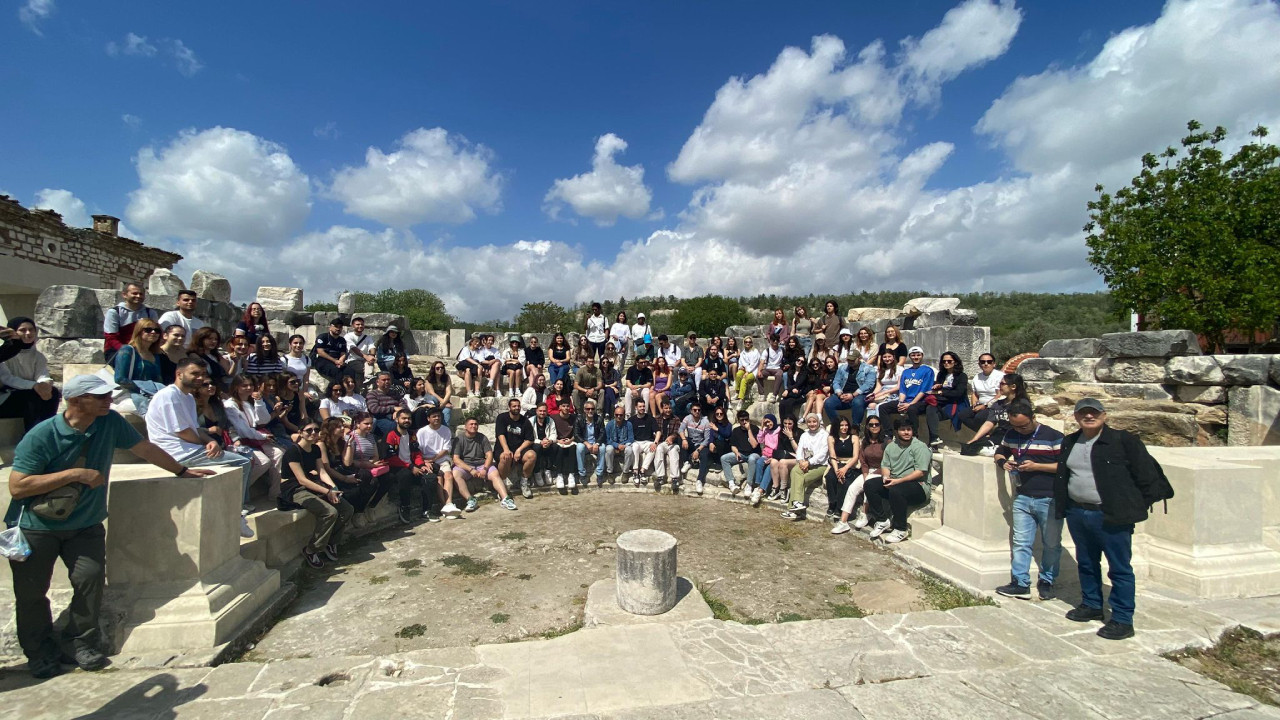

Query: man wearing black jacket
<box><xmin>1056</xmin><ymin>398</ymin><xmax>1166</xmax><ymax>641</ymax></box>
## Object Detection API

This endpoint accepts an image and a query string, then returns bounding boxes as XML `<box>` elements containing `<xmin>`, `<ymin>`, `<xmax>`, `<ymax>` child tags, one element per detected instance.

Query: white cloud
<box><xmin>18</xmin><ymin>0</ymin><xmax>53</xmax><ymax>35</ymax></box>
<box><xmin>544</xmin><ymin>133</ymin><xmax>653</xmax><ymax>226</ymax></box>
<box><xmin>901</xmin><ymin>0</ymin><xmax>1022</xmax><ymax>99</ymax></box>
<box><xmin>126</xmin><ymin>127</ymin><xmax>311</xmax><ymax>246</ymax></box>
<box><xmin>106</xmin><ymin>33</ymin><xmax>202</xmax><ymax>76</ymax></box>
<box><xmin>121</xmin><ymin>113</ymin><xmax>141</xmax><ymax>129</ymax></box>
<box><xmin>314</xmin><ymin>121</ymin><xmax>340</xmax><ymax>139</ymax></box>
<box><xmin>328</xmin><ymin>128</ymin><xmax>503</xmax><ymax>227</ymax></box>
<box><xmin>32</xmin><ymin>188</ymin><xmax>91</xmax><ymax>229</ymax></box>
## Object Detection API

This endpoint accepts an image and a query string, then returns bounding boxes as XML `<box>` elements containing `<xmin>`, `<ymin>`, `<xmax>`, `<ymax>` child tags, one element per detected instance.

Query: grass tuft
<box><xmin>778</xmin><ymin>612</ymin><xmax>809</xmax><ymax>623</ymax></box>
<box><xmin>498</xmin><ymin>531</ymin><xmax>528</xmax><ymax>541</ymax></box>
<box><xmin>369</xmin><ymin>575</ymin><xmax>389</xmax><ymax>585</ymax></box>
<box><xmin>396</xmin><ymin>559</ymin><xmax>422</xmax><ymax>570</ymax></box>
<box><xmin>699</xmin><ymin>585</ymin><xmax>734</xmax><ymax>621</ymax></box>
<box><xmin>395</xmin><ymin>624</ymin><xmax>427</xmax><ymax>639</ymax></box>
<box><xmin>1165</xmin><ymin>626</ymin><xmax>1279</xmax><ymax>707</ymax></box>
<box><xmin>830</xmin><ymin>602</ymin><xmax>865</xmax><ymax>619</ymax></box>
<box><xmin>490</xmin><ymin>613</ymin><xmax>510</xmax><ymax>624</ymax></box>
<box><xmin>439</xmin><ymin>554</ymin><xmax>494</xmax><ymax>576</ymax></box>
<box><xmin>917</xmin><ymin>573</ymin><xmax>995</xmax><ymax>611</ymax></box>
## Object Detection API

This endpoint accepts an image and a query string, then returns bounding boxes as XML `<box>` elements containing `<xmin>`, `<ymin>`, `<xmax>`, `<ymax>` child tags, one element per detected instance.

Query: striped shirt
<box><xmin>998</xmin><ymin>423</ymin><xmax>1064</xmax><ymax>498</ymax></box>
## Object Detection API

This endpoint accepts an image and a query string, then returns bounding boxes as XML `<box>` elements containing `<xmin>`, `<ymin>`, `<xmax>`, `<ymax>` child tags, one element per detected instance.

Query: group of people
<box><xmin>1</xmin><ymin>287</ymin><xmax>1171</xmax><ymax>680</ymax></box>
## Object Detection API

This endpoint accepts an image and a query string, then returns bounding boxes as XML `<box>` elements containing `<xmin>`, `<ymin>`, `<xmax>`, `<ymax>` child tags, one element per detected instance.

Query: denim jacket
<box><xmin>830</xmin><ymin>361</ymin><xmax>877</xmax><ymax>396</ymax></box>
<box><xmin>605</xmin><ymin>418</ymin><xmax>633</xmax><ymax>447</ymax></box>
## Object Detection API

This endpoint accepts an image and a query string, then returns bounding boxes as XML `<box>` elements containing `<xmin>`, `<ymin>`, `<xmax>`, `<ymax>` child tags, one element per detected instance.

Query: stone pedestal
<box><xmin>103</xmin><ymin>465</ymin><xmax>285</xmax><ymax>654</ymax></box>
<box><xmin>898</xmin><ymin>455</ymin><xmax>1013</xmax><ymax>590</ymax></box>
<box><xmin>1143</xmin><ymin>448</ymin><xmax>1280</xmax><ymax>597</ymax></box>
<box><xmin>615</xmin><ymin>529</ymin><xmax>678</xmax><ymax>615</ymax></box>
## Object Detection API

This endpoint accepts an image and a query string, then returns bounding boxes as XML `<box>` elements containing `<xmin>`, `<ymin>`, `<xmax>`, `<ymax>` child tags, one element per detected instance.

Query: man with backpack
<box><xmin>1056</xmin><ymin>397</ymin><xmax>1172</xmax><ymax>640</ymax></box>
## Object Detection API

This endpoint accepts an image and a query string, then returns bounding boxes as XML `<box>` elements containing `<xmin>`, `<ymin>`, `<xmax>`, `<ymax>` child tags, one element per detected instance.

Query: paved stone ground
<box><xmin>2</xmin><ymin>590</ymin><xmax>1278</xmax><ymax>719</ymax></box>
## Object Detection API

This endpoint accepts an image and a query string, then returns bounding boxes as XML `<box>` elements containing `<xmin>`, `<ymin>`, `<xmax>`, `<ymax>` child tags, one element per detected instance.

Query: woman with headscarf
<box><xmin>0</xmin><ymin>317</ymin><xmax>59</xmax><ymax>429</ymax></box>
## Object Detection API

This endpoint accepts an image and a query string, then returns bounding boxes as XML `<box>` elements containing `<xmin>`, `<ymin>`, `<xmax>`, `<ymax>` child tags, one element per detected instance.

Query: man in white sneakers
<box><xmin>417</xmin><ymin>407</ymin><xmax>474</xmax><ymax>517</ymax></box>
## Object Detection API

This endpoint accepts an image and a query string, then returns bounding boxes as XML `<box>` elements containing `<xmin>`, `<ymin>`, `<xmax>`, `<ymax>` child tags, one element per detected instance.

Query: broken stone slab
<box><xmin>724</xmin><ymin>324</ymin><xmax>761</xmax><ymax>339</ymax></box>
<box><xmin>147</xmin><ymin>268</ymin><xmax>185</xmax><ymax>297</ymax></box>
<box><xmin>1228</xmin><ymin>385</ymin><xmax>1280</xmax><ymax>446</ymax></box>
<box><xmin>190</xmin><ymin>270</ymin><xmax>232</xmax><ymax>303</ymax></box>
<box><xmin>1063</xmin><ymin>409</ymin><xmax>1203</xmax><ymax>447</ymax></box>
<box><xmin>1094</xmin><ymin>357</ymin><xmax>1166</xmax><ymax>384</ymax></box>
<box><xmin>1039</xmin><ymin>337</ymin><xmax>1103</xmax><ymax>358</ymax></box>
<box><xmin>36</xmin><ymin>338</ymin><xmax>106</xmax><ymax>368</ymax></box>
<box><xmin>1216</xmin><ymin>355</ymin><xmax>1272</xmax><ymax>386</ymax></box>
<box><xmin>846</xmin><ymin>307</ymin><xmax>902</xmax><ymax>324</ymax></box>
<box><xmin>1017</xmin><ymin>358</ymin><xmax>1099</xmax><ymax>383</ymax></box>
<box><xmin>911</xmin><ymin>311</ymin><xmax>956</xmax><ymax>329</ymax></box>
<box><xmin>34</xmin><ymin>285</ymin><xmax>105</xmax><ymax>338</ymax></box>
<box><xmin>1173</xmin><ymin>385</ymin><xmax>1227</xmax><ymax>405</ymax></box>
<box><xmin>1165</xmin><ymin>356</ymin><xmax>1223</xmax><ymax>385</ymax></box>
<box><xmin>264</xmin><ymin>310</ymin><xmax>313</xmax><ymax>327</ymax></box>
<box><xmin>354</xmin><ymin>313</ymin><xmax>409</xmax><ymax>331</ymax></box>
<box><xmin>1053</xmin><ymin>382</ymin><xmax>1174</xmax><ymax>402</ymax></box>
<box><xmin>902</xmin><ymin>297</ymin><xmax>960</xmax><ymax>316</ymax></box>
<box><xmin>410</xmin><ymin>330</ymin><xmax>448</xmax><ymax>357</ymax></box>
<box><xmin>615</xmin><ymin>529</ymin><xmax>678</xmax><ymax>615</ymax></box>
<box><xmin>1100</xmin><ymin>329</ymin><xmax>1202</xmax><ymax>358</ymax></box>
<box><xmin>337</xmin><ymin>291</ymin><xmax>356</xmax><ymax>315</ymax></box>
<box><xmin>255</xmin><ymin>286</ymin><xmax>304</xmax><ymax>312</ymax></box>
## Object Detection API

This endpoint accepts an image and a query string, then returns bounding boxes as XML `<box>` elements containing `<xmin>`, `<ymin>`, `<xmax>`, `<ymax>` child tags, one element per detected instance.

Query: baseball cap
<box><xmin>908</xmin><ymin>345</ymin><xmax>924</xmax><ymax>354</ymax></box>
<box><xmin>1074</xmin><ymin>397</ymin><xmax>1105</xmax><ymax>414</ymax></box>
<box><xmin>386</xmin><ymin>325</ymin><xmax>399</xmax><ymax>333</ymax></box>
<box><xmin>637</xmin><ymin>312</ymin><xmax>646</xmax><ymax>319</ymax></box>
<box><xmin>839</xmin><ymin>328</ymin><xmax>853</xmax><ymax>337</ymax></box>
<box><xmin>64</xmin><ymin>374</ymin><xmax>121</xmax><ymax>399</ymax></box>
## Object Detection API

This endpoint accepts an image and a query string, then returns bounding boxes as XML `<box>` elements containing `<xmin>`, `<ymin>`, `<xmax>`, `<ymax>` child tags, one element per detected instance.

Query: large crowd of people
<box><xmin>1</xmin><ymin>285</ymin><xmax>1164</xmax><ymax>679</ymax></box>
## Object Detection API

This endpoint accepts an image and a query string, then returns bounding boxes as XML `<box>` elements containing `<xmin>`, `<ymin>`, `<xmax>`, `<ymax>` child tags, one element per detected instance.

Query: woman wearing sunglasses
<box><xmin>831</xmin><ymin>417</ymin><xmax>887</xmax><ymax>534</ymax></box>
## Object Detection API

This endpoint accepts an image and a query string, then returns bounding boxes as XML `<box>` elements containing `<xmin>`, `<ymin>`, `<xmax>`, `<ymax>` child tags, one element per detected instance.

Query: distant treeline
<box><xmin>309</xmin><ymin>289</ymin><xmax>1129</xmax><ymax>361</ymax></box>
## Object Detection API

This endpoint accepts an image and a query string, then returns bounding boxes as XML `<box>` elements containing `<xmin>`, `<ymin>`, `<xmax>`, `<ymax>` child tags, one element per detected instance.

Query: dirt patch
<box><xmin>250</xmin><ymin>492</ymin><xmax>954</xmax><ymax>658</ymax></box>
<box><xmin>1165</xmin><ymin>627</ymin><xmax>1280</xmax><ymax>707</ymax></box>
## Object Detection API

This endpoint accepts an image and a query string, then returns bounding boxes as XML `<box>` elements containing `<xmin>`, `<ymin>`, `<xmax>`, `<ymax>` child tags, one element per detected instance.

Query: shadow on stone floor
<box><xmin>71</xmin><ymin>672</ymin><xmax>207</xmax><ymax>719</ymax></box>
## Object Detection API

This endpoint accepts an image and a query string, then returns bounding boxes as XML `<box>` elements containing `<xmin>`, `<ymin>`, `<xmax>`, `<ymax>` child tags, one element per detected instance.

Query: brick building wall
<box><xmin>0</xmin><ymin>195</ymin><xmax>181</xmax><ymax>289</ymax></box>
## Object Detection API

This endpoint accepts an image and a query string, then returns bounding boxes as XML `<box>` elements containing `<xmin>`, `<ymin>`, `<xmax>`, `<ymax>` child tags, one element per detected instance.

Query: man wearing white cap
<box><xmin>4</xmin><ymin>374</ymin><xmax>214</xmax><ymax>678</ymax></box>
<box><xmin>879</xmin><ymin>346</ymin><xmax>934</xmax><ymax>432</ymax></box>
<box><xmin>631</xmin><ymin>313</ymin><xmax>654</xmax><ymax>362</ymax></box>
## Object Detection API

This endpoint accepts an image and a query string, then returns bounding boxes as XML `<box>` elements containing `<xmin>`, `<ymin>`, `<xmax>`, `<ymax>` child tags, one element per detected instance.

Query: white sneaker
<box><xmin>555</xmin><ymin>475</ymin><xmax>565</xmax><ymax>489</ymax></box>
<box><xmin>632</xmin><ymin>474</ymin><xmax>641</xmax><ymax>486</ymax></box>
<box><xmin>882</xmin><ymin>528</ymin><xmax>909</xmax><ymax>543</ymax></box>
<box><xmin>831</xmin><ymin>521</ymin><xmax>851</xmax><ymax>535</ymax></box>
<box><xmin>441</xmin><ymin>502</ymin><xmax>461</xmax><ymax>517</ymax></box>
<box><xmin>978</xmin><ymin>444</ymin><xmax>997</xmax><ymax>457</ymax></box>
<box><xmin>728</xmin><ymin>481</ymin><xmax>740</xmax><ymax>495</ymax></box>
<box><xmin>536</xmin><ymin>472</ymin><xmax>548</xmax><ymax>487</ymax></box>
<box><xmin>240</xmin><ymin>516</ymin><xmax>255</xmax><ymax>538</ymax></box>
<box><xmin>868</xmin><ymin>520</ymin><xmax>891</xmax><ymax>539</ymax></box>
<box><xmin>750</xmin><ymin>488</ymin><xmax>763</xmax><ymax>506</ymax></box>
<box><xmin>852</xmin><ymin>510</ymin><xmax>869</xmax><ymax>530</ymax></box>
<box><xmin>567</xmin><ymin>474</ymin><xmax>576</xmax><ymax>489</ymax></box>
<box><xmin>696</xmin><ymin>480</ymin><xmax>705</xmax><ymax>494</ymax></box>
<box><xmin>680</xmin><ymin>461</ymin><xmax>691</xmax><ymax>474</ymax></box>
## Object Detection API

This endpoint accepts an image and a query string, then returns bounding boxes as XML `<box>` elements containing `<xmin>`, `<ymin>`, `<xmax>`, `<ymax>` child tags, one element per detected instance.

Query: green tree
<box><xmin>669</xmin><ymin>295</ymin><xmax>750</xmax><ymax>337</ymax></box>
<box><xmin>1085</xmin><ymin>121</ymin><xmax>1280</xmax><ymax>351</ymax></box>
<box><xmin>514</xmin><ymin>301</ymin><xmax>573</xmax><ymax>333</ymax></box>
<box><xmin>346</xmin><ymin>288</ymin><xmax>455</xmax><ymax>331</ymax></box>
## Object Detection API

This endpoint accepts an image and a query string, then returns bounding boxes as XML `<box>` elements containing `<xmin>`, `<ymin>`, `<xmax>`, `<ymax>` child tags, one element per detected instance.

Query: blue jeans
<box><xmin>174</xmin><ymin>446</ymin><xmax>254</xmax><ymax>502</ymax></box>
<box><xmin>1010</xmin><ymin>495</ymin><xmax>1062</xmax><ymax>588</ymax></box>
<box><xmin>719</xmin><ymin>452</ymin><xmax>760</xmax><ymax>486</ymax></box>
<box><xmin>576</xmin><ymin>442</ymin><xmax>605</xmax><ymax>476</ymax></box>
<box><xmin>548</xmin><ymin>362</ymin><xmax>570</xmax><ymax>387</ymax></box>
<box><xmin>798</xmin><ymin>336</ymin><xmax>813</xmax><ymax>357</ymax></box>
<box><xmin>754</xmin><ymin>459</ymin><xmax>773</xmax><ymax>494</ymax></box>
<box><xmin>1065</xmin><ymin>506</ymin><xmax>1135</xmax><ymax>624</ymax></box>
<box><xmin>823</xmin><ymin>393</ymin><xmax>867</xmax><ymax>427</ymax></box>
<box><xmin>373</xmin><ymin>416</ymin><xmax>396</xmax><ymax>438</ymax></box>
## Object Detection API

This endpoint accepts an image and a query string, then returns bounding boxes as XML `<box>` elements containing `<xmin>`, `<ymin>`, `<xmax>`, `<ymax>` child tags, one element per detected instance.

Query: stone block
<box><xmin>255</xmin><ymin>286</ymin><xmax>303</xmax><ymax>311</ymax></box>
<box><xmin>723</xmin><ymin>324</ymin><xmax>760</xmax><ymax>339</ymax></box>
<box><xmin>899</xmin><ymin>326</ymin><xmax>991</xmax><ymax>380</ymax></box>
<box><xmin>34</xmin><ymin>285</ymin><xmax>104</xmax><ymax>338</ymax></box>
<box><xmin>409</xmin><ymin>330</ymin><xmax>448</xmax><ymax>357</ymax></box>
<box><xmin>1228</xmin><ymin>385</ymin><xmax>1280</xmax><ymax>446</ymax></box>
<box><xmin>101</xmin><ymin>464</ymin><xmax>283</xmax><ymax>654</ymax></box>
<box><xmin>1100</xmin><ymin>329</ymin><xmax>1202</xmax><ymax>358</ymax></box>
<box><xmin>355</xmin><ymin>313</ymin><xmax>409</xmax><ymax>331</ymax></box>
<box><xmin>449</xmin><ymin>328</ymin><xmax>465</xmax><ymax>356</ymax></box>
<box><xmin>1174</xmin><ymin>385</ymin><xmax>1227</xmax><ymax>404</ymax></box>
<box><xmin>36</xmin><ymin>338</ymin><xmax>105</xmax><ymax>367</ymax></box>
<box><xmin>147</xmin><ymin>268</ymin><xmax>185</xmax><ymax>296</ymax></box>
<box><xmin>583</xmin><ymin>577</ymin><xmax>711</xmax><ymax>628</ymax></box>
<box><xmin>191</xmin><ymin>270</ymin><xmax>231</xmax><ymax>303</ymax></box>
<box><xmin>846</xmin><ymin>307</ymin><xmax>902</xmax><ymax>325</ymax></box>
<box><xmin>903</xmin><ymin>297</ymin><xmax>960</xmax><ymax>316</ymax></box>
<box><xmin>1143</xmin><ymin>448</ymin><xmax>1280</xmax><ymax>598</ymax></box>
<box><xmin>1273</xmin><ymin>356</ymin><xmax>1280</xmax><ymax>386</ymax></box>
<box><xmin>337</xmin><ymin>291</ymin><xmax>355</xmax><ymax>314</ymax></box>
<box><xmin>1053</xmin><ymin>382</ymin><xmax>1173</xmax><ymax>402</ymax></box>
<box><xmin>1088</xmin><ymin>410</ymin><xmax>1202</xmax><ymax>447</ymax></box>
<box><xmin>1039</xmin><ymin>337</ymin><xmax>1103</xmax><ymax>358</ymax></box>
<box><xmin>615</xmin><ymin>529</ymin><xmax>678</xmax><ymax>615</ymax></box>
<box><xmin>912</xmin><ymin>310</ymin><xmax>960</xmax><ymax>329</ymax></box>
<box><xmin>1094</xmin><ymin>357</ymin><xmax>1165</xmax><ymax>383</ymax></box>
<box><xmin>1216</xmin><ymin>354</ymin><xmax>1272</xmax><ymax>386</ymax></box>
<box><xmin>1165</xmin><ymin>356</ymin><xmax>1224</xmax><ymax>385</ymax></box>
<box><xmin>952</xmin><ymin>309</ymin><xmax>978</xmax><ymax>326</ymax></box>
<box><xmin>1017</xmin><ymin>357</ymin><xmax>1098</xmax><ymax>383</ymax></box>
<box><xmin>264</xmin><ymin>309</ymin><xmax>313</xmax><ymax>327</ymax></box>
<box><xmin>897</xmin><ymin>455</ymin><xmax>1014</xmax><ymax>591</ymax></box>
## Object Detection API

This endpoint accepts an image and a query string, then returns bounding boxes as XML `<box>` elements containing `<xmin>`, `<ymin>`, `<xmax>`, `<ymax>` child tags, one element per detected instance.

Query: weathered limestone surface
<box><xmin>900</xmin><ymin>326</ymin><xmax>990</xmax><ymax>380</ymax></box>
<box><xmin>255</xmin><ymin>286</ymin><xmax>304</xmax><ymax>311</ymax></box>
<box><xmin>147</xmin><ymin>268</ymin><xmax>186</xmax><ymax>296</ymax></box>
<box><xmin>1017</xmin><ymin>357</ymin><xmax>1099</xmax><ymax>383</ymax></box>
<box><xmin>337</xmin><ymin>291</ymin><xmax>356</xmax><ymax>314</ymax></box>
<box><xmin>35</xmin><ymin>338</ymin><xmax>105</xmax><ymax>367</ymax></box>
<box><xmin>1218</xmin><ymin>355</ymin><xmax>1273</xmax><ymax>386</ymax></box>
<box><xmin>264</xmin><ymin>309</ymin><xmax>312</xmax><ymax>327</ymax></box>
<box><xmin>1053</xmin><ymin>381</ymin><xmax>1173</xmax><ymax>402</ymax></box>
<box><xmin>723</xmin><ymin>324</ymin><xmax>760</xmax><ymax>339</ymax></box>
<box><xmin>902</xmin><ymin>297</ymin><xmax>960</xmax><ymax>316</ymax></box>
<box><xmin>34</xmin><ymin>285</ymin><xmax>103</xmax><ymax>338</ymax></box>
<box><xmin>1174</xmin><ymin>385</ymin><xmax>1227</xmax><ymax>405</ymax></box>
<box><xmin>1040</xmin><ymin>337</ymin><xmax>1104</xmax><ymax>358</ymax></box>
<box><xmin>846</xmin><ymin>307</ymin><xmax>901</xmax><ymax>324</ymax></box>
<box><xmin>584</xmin><ymin>577</ymin><xmax>711</xmax><ymax>628</ymax></box>
<box><xmin>615</xmin><ymin>529</ymin><xmax>678</xmax><ymax>615</ymax></box>
<box><xmin>1095</xmin><ymin>357</ymin><xmax>1167</xmax><ymax>384</ymax></box>
<box><xmin>190</xmin><ymin>270</ymin><xmax>231</xmax><ymax>303</ymax></box>
<box><xmin>913</xmin><ymin>309</ymin><xmax>976</xmax><ymax>328</ymax></box>
<box><xmin>410</xmin><ymin>329</ymin><xmax>449</xmax><ymax>357</ymax></box>
<box><xmin>1101</xmin><ymin>329</ymin><xmax>1202</xmax><ymax>358</ymax></box>
<box><xmin>1166</xmin><ymin>356</ymin><xmax>1224</xmax><ymax>385</ymax></box>
<box><xmin>1228</xmin><ymin>385</ymin><xmax>1280</xmax><ymax>446</ymax></box>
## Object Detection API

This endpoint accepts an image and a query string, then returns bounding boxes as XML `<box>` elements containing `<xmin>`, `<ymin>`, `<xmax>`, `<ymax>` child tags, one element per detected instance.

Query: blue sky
<box><xmin>3</xmin><ymin>0</ymin><xmax>1279</xmax><ymax>319</ymax></box>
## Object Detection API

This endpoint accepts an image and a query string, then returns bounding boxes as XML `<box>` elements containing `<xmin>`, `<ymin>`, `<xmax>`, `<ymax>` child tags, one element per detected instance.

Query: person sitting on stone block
<box><xmin>781</xmin><ymin>413</ymin><xmax>830</xmax><ymax>520</ymax></box>
<box><xmin>343</xmin><ymin>317</ymin><xmax>377</xmax><ymax>384</ymax></box>
<box><xmin>234</xmin><ymin>302</ymin><xmax>271</xmax><ymax>348</ymax></box>
<box><xmin>501</xmin><ymin>338</ymin><xmax>526</xmax><ymax>398</ymax></box>
<box><xmin>523</xmin><ymin>335</ymin><xmax>546</xmax><ymax>381</ymax></box>
<box><xmin>496</xmin><ymin>398</ymin><xmax>537</xmax><ymax>499</ymax></box>
<box><xmin>246</xmin><ymin>334</ymin><xmax>286</xmax><ymax>379</ymax></box>
<box><xmin>454</xmin><ymin>335</ymin><xmax>484</xmax><ymax>396</ymax></box>
<box><xmin>384</xmin><ymin>408</ymin><xmax>441</xmax><ymax>524</ymax></box>
<box><xmin>0</xmin><ymin>317</ymin><xmax>60</xmax><ymax>431</ymax></box>
<box><xmin>861</xmin><ymin>417</ymin><xmax>932</xmax><ymax>543</ymax></box>
<box><xmin>312</xmin><ymin>318</ymin><xmax>350</xmax><ymax>385</ymax></box>
<box><xmin>282</xmin><ymin>419</ymin><xmax>354</xmax><ymax>570</ymax></box>
<box><xmin>5</xmin><ymin>373</ymin><xmax>214</xmax><ymax>679</ymax></box>
<box><xmin>453</xmin><ymin>417</ymin><xmax>517</xmax><ymax>511</ymax></box>
<box><xmin>111</xmin><ymin>318</ymin><xmax>163</xmax><ymax>417</ymax></box>
<box><xmin>603</xmin><ymin>404</ymin><xmax>633</xmax><ymax>480</ymax></box>
<box><xmin>574</xmin><ymin>399</ymin><xmax>607</xmax><ymax>486</ymax></box>
<box><xmin>102</xmin><ymin>282</ymin><xmax>160</xmax><ymax>364</ymax></box>
<box><xmin>364</xmin><ymin>372</ymin><xmax>403</xmax><ymax>438</ymax></box>
<box><xmin>158</xmin><ymin>290</ymin><xmax>205</xmax><ymax>337</ymax></box>
<box><xmin>375</xmin><ymin>326</ymin><xmax>406</xmax><ymax>372</ymax></box>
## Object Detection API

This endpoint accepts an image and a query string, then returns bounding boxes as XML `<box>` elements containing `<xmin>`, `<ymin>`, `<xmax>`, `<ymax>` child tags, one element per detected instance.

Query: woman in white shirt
<box><xmin>224</xmin><ymin>375</ymin><xmax>285</xmax><ymax>503</ymax></box>
<box><xmin>455</xmin><ymin>336</ymin><xmax>484</xmax><ymax>396</ymax></box>
<box><xmin>868</xmin><ymin>349</ymin><xmax>902</xmax><ymax>417</ymax></box>
<box><xmin>961</xmin><ymin>353</ymin><xmax>1005</xmax><ymax>431</ymax></box>
<box><xmin>501</xmin><ymin>338</ymin><xmax>526</xmax><ymax>397</ymax></box>
<box><xmin>853</xmin><ymin>327</ymin><xmax>878</xmax><ymax>364</ymax></box>
<box><xmin>284</xmin><ymin>334</ymin><xmax>313</xmax><ymax>389</ymax></box>
<box><xmin>782</xmin><ymin>413</ymin><xmax>831</xmax><ymax>520</ymax></box>
<box><xmin>630</xmin><ymin>313</ymin><xmax>653</xmax><ymax>361</ymax></box>
<box><xmin>609</xmin><ymin>312</ymin><xmax>631</xmax><ymax>367</ymax></box>
<box><xmin>734</xmin><ymin>336</ymin><xmax>762</xmax><ymax>405</ymax></box>
<box><xmin>585</xmin><ymin>302</ymin><xmax>609</xmax><ymax>359</ymax></box>
<box><xmin>0</xmin><ymin>317</ymin><xmax>59</xmax><ymax>430</ymax></box>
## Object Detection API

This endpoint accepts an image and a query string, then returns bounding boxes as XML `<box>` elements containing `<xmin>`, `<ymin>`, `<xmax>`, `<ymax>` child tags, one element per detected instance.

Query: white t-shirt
<box><xmin>659</xmin><ymin>344</ymin><xmax>681</xmax><ymax>368</ymax></box>
<box><xmin>763</xmin><ymin>345</ymin><xmax>784</xmax><ymax>370</ymax></box>
<box><xmin>284</xmin><ymin>354</ymin><xmax>310</xmax><ymax>382</ymax></box>
<box><xmin>344</xmin><ymin>332</ymin><xmax>375</xmax><ymax>360</ymax></box>
<box><xmin>971</xmin><ymin>370</ymin><xmax>1004</xmax><ymax>406</ymax></box>
<box><xmin>457</xmin><ymin>346</ymin><xmax>481</xmax><ymax>363</ymax></box>
<box><xmin>501</xmin><ymin>347</ymin><xmax>525</xmax><ymax>364</ymax></box>
<box><xmin>417</xmin><ymin>424</ymin><xmax>452</xmax><ymax>462</ymax></box>
<box><xmin>478</xmin><ymin>345</ymin><xmax>499</xmax><ymax>362</ymax></box>
<box><xmin>158</xmin><ymin>310</ymin><xmax>205</xmax><ymax>336</ymax></box>
<box><xmin>738</xmin><ymin>348</ymin><xmax>761</xmax><ymax>373</ymax></box>
<box><xmin>586</xmin><ymin>314</ymin><xmax>607</xmax><ymax>343</ymax></box>
<box><xmin>609</xmin><ymin>323</ymin><xmax>630</xmax><ymax>345</ymax></box>
<box><xmin>146</xmin><ymin>384</ymin><xmax>203</xmax><ymax>458</ymax></box>
<box><xmin>631</xmin><ymin>323</ymin><xmax>651</xmax><ymax>345</ymax></box>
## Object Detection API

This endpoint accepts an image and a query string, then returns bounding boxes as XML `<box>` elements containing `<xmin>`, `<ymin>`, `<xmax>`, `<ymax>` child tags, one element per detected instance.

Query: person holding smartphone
<box><xmin>283</xmin><ymin>421</ymin><xmax>354</xmax><ymax>569</ymax></box>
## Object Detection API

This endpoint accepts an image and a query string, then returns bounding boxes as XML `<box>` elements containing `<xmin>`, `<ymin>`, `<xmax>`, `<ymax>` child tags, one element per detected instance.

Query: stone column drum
<box><xmin>615</xmin><ymin>529</ymin><xmax>678</xmax><ymax>615</ymax></box>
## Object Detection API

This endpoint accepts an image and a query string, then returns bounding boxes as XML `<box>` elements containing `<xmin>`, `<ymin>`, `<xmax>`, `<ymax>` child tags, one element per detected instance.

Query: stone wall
<box><xmin>0</xmin><ymin>195</ymin><xmax>180</xmax><ymax>290</ymax></box>
<box><xmin>1019</xmin><ymin>330</ymin><xmax>1280</xmax><ymax>447</ymax></box>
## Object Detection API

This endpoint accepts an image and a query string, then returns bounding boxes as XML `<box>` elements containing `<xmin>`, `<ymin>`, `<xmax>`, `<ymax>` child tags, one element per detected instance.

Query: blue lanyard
<box><xmin>1013</xmin><ymin>424</ymin><xmax>1041</xmax><ymax>463</ymax></box>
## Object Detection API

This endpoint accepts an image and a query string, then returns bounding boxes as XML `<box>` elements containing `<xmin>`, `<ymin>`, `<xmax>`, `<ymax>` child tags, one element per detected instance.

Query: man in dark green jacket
<box><xmin>1055</xmin><ymin>397</ymin><xmax>1166</xmax><ymax>641</ymax></box>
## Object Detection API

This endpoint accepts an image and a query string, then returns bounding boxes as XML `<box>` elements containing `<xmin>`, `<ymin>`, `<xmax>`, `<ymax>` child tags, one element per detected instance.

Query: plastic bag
<box><xmin>0</xmin><ymin>508</ymin><xmax>31</xmax><ymax>562</ymax></box>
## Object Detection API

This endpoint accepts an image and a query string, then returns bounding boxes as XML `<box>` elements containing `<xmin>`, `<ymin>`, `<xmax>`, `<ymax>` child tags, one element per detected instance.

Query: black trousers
<box><xmin>878</xmin><ymin>401</ymin><xmax>925</xmax><ymax>434</ymax></box>
<box><xmin>825</xmin><ymin>467</ymin><xmax>850</xmax><ymax>514</ymax></box>
<box><xmin>390</xmin><ymin>467</ymin><xmax>441</xmax><ymax>514</ymax></box>
<box><xmin>0</xmin><ymin>387</ymin><xmax>61</xmax><ymax>431</ymax></box>
<box><xmin>864</xmin><ymin>477</ymin><xmax>928</xmax><ymax>530</ymax></box>
<box><xmin>9</xmin><ymin>523</ymin><xmax>106</xmax><ymax>661</ymax></box>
